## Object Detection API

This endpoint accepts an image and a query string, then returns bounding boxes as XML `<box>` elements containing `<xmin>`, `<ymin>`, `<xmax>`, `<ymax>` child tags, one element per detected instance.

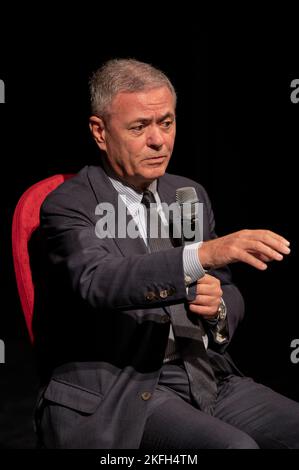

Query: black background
<box><xmin>0</xmin><ymin>12</ymin><xmax>298</xmax><ymax>448</ymax></box>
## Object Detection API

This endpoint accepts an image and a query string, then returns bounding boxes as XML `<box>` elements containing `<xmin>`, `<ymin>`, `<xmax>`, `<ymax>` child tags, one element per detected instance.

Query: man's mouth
<box><xmin>145</xmin><ymin>155</ymin><xmax>167</xmax><ymax>163</ymax></box>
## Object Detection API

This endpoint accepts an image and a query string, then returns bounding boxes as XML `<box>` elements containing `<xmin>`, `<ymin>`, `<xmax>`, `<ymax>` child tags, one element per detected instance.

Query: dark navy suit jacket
<box><xmin>33</xmin><ymin>164</ymin><xmax>245</xmax><ymax>448</ymax></box>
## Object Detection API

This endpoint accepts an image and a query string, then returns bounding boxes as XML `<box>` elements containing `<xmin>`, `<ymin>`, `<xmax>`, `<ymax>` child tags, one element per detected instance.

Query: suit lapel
<box><xmin>157</xmin><ymin>175</ymin><xmax>175</xmax><ymax>205</ymax></box>
<box><xmin>87</xmin><ymin>166</ymin><xmax>182</xmax><ymax>257</ymax></box>
<box><xmin>87</xmin><ymin>165</ymin><xmax>148</xmax><ymax>257</ymax></box>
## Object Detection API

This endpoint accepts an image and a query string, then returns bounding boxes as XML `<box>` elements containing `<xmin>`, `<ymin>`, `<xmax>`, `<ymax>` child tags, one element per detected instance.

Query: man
<box><xmin>34</xmin><ymin>59</ymin><xmax>299</xmax><ymax>449</ymax></box>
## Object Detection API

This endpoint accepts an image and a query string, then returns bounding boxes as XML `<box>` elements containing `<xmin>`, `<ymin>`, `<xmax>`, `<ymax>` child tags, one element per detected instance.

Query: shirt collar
<box><xmin>103</xmin><ymin>159</ymin><xmax>158</xmax><ymax>209</ymax></box>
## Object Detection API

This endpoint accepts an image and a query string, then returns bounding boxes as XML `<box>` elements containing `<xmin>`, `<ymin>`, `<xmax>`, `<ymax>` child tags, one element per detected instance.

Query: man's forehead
<box><xmin>111</xmin><ymin>87</ymin><xmax>175</xmax><ymax>113</ymax></box>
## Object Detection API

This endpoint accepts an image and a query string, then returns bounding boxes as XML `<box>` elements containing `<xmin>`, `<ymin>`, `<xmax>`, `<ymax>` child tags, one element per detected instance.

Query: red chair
<box><xmin>12</xmin><ymin>174</ymin><xmax>74</xmax><ymax>343</ymax></box>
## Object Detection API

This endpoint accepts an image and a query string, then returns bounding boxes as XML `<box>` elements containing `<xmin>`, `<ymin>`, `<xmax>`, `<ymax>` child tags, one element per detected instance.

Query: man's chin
<box><xmin>142</xmin><ymin>162</ymin><xmax>168</xmax><ymax>179</ymax></box>
<box><xmin>142</xmin><ymin>159</ymin><xmax>168</xmax><ymax>179</ymax></box>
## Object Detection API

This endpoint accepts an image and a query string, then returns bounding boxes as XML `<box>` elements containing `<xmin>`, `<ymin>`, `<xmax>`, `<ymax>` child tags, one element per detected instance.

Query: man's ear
<box><xmin>89</xmin><ymin>116</ymin><xmax>107</xmax><ymax>152</ymax></box>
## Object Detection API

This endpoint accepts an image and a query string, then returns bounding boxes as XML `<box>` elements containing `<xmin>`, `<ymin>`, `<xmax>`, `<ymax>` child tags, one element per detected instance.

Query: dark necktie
<box><xmin>141</xmin><ymin>189</ymin><xmax>171</xmax><ymax>252</ymax></box>
<box><xmin>141</xmin><ymin>189</ymin><xmax>217</xmax><ymax>414</ymax></box>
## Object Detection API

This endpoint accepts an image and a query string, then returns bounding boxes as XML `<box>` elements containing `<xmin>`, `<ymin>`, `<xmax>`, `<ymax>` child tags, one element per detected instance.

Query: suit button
<box><xmin>161</xmin><ymin>315</ymin><xmax>170</xmax><ymax>323</ymax></box>
<box><xmin>159</xmin><ymin>289</ymin><xmax>168</xmax><ymax>299</ymax></box>
<box><xmin>141</xmin><ymin>392</ymin><xmax>152</xmax><ymax>401</ymax></box>
<box><xmin>145</xmin><ymin>291</ymin><xmax>156</xmax><ymax>301</ymax></box>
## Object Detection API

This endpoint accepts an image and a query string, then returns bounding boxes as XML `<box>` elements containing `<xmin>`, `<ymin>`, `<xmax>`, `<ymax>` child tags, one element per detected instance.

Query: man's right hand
<box><xmin>199</xmin><ymin>229</ymin><xmax>290</xmax><ymax>270</ymax></box>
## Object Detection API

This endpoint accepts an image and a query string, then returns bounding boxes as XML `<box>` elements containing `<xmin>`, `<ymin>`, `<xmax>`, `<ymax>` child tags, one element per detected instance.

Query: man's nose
<box><xmin>146</xmin><ymin>126</ymin><xmax>164</xmax><ymax>149</ymax></box>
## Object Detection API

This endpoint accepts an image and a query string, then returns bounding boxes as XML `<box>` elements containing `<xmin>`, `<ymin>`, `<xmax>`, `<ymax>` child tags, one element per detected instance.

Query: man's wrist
<box><xmin>198</xmin><ymin>241</ymin><xmax>212</xmax><ymax>268</ymax></box>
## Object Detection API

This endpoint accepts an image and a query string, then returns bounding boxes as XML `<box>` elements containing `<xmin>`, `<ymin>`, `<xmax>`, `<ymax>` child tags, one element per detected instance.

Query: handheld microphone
<box><xmin>175</xmin><ymin>187</ymin><xmax>203</xmax><ymax>246</ymax></box>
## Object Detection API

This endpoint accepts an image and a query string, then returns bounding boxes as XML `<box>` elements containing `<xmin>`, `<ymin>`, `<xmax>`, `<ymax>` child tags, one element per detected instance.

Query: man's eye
<box><xmin>131</xmin><ymin>125</ymin><xmax>144</xmax><ymax>131</ymax></box>
<box><xmin>161</xmin><ymin>120</ymin><xmax>172</xmax><ymax>128</ymax></box>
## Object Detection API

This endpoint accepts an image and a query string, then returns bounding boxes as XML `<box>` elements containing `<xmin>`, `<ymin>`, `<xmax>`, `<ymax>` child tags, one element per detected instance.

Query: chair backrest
<box><xmin>12</xmin><ymin>174</ymin><xmax>74</xmax><ymax>343</ymax></box>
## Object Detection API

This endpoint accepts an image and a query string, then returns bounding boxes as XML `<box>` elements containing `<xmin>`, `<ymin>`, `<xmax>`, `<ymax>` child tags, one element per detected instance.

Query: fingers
<box><xmin>199</xmin><ymin>229</ymin><xmax>291</xmax><ymax>271</ymax></box>
<box><xmin>196</xmin><ymin>282</ymin><xmax>223</xmax><ymax>296</ymax></box>
<box><xmin>247</xmin><ymin>240</ymin><xmax>285</xmax><ymax>261</ymax></box>
<box><xmin>241</xmin><ymin>229</ymin><xmax>289</xmax><ymax>245</ymax></box>
<box><xmin>254</xmin><ymin>230</ymin><xmax>290</xmax><ymax>247</ymax></box>
<box><xmin>242</xmin><ymin>230</ymin><xmax>291</xmax><ymax>254</ymax></box>
<box><xmin>190</xmin><ymin>274</ymin><xmax>222</xmax><ymax>317</ymax></box>
<box><xmin>236</xmin><ymin>236</ymin><xmax>291</xmax><ymax>269</ymax></box>
<box><xmin>189</xmin><ymin>302</ymin><xmax>219</xmax><ymax>316</ymax></box>
<box><xmin>197</xmin><ymin>273</ymin><xmax>221</xmax><ymax>285</ymax></box>
<box><xmin>196</xmin><ymin>274</ymin><xmax>222</xmax><ymax>295</ymax></box>
<box><xmin>232</xmin><ymin>246</ymin><xmax>268</xmax><ymax>270</ymax></box>
<box><xmin>253</xmin><ymin>252</ymin><xmax>273</xmax><ymax>263</ymax></box>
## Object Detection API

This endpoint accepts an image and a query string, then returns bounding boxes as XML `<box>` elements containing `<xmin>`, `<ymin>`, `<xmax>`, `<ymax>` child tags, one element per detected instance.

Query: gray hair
<box><xmin>89</xmin><ymin>58</ymin><xmax>177</xmax><ymax>118</ymax></box>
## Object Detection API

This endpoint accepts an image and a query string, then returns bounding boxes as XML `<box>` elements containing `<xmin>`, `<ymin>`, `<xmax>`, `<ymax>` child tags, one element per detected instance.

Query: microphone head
<box><xmin>176</xmin><ymin>187</ymin><xmax>198</xmax><ymax>205</ymax></box>
<box><xmin>175</xmin><ymin>187</ymin><xmax>201</xmax><ymax>244</ymax></box>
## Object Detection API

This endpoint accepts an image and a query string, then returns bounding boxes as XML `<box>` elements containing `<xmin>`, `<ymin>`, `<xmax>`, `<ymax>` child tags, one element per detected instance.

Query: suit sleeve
<box><xmin>40</xmin><ymin>191</ymin><xmax>189</xmax><ymax>311</ymax></box>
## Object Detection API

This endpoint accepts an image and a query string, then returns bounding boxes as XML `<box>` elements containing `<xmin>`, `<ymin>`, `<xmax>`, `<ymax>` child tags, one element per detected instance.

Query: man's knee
<box><xmin>226</xmin><ymin>431</ymin><xmax>259</xmax><ymax>449</ymax></box>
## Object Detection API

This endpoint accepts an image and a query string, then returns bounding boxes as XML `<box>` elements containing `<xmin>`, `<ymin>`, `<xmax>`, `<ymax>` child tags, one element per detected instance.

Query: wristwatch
<box><xmin>216</xmin><ymin>298</ymin><xmax>227</xmax><ymax>321</ymax></box>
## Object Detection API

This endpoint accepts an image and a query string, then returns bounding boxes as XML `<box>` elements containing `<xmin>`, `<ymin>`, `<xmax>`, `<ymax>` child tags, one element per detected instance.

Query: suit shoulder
<box><xmin>41</xmin><ymin>166</ymin><xmax>93</xmax><ymax>213</ymax></box>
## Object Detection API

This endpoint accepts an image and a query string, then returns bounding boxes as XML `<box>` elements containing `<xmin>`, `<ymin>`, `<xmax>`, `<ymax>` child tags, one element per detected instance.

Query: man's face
<box><xmin>90</xmin><ymin>86</ymin><xmax>176</xmax><ymax>190</ymax></box>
